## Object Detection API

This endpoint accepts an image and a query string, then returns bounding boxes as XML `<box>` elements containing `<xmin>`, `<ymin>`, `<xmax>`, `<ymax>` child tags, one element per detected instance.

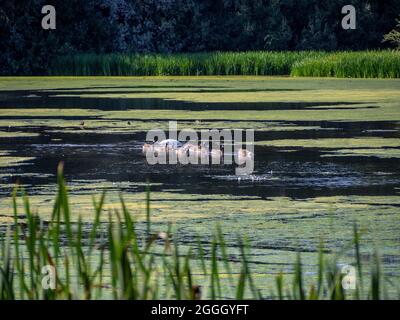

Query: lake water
<box><xmin>0</xmin><ymin>77</ymin><xmax>399</xmax><ymax>297</ymax></box>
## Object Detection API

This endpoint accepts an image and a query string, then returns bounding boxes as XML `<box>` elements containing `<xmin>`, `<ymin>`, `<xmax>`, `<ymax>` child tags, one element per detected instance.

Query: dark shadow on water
<box><xmin>2</xmin><ymin>120</ymin><xmax>399</xmax><ymax>146</ymax></box>
<box><xmin>0</xmin><ymin>89</ymin><xmax>364</xmax><ymax>111</ymax></box>
<box><xmin>0</xmin><ymin>96</ymin><xmax>365</xmax><ymax>111</ymax></box>
<box><xmin>1</xmin><ymin>135</ymin><xmax>399</xmax><ymax>200</ymax></box>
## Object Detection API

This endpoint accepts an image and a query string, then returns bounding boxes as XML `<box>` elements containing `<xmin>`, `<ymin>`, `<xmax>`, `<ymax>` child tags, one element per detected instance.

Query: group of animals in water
<box><xmin>142</xmin><ymin>139</ymin><xmax>253</xmax><ymax>165</ymax></box>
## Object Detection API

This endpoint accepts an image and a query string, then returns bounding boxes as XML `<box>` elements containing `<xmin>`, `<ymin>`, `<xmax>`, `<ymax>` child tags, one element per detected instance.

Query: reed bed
<box><xmin>0</xmin><ymin>164</ymin><xmax>397</xmax><ymax>300</ymax></box>
<box><xmin>52</xmin><ymin>51</ymin><xmax>324</xmax><ymax>77</ymax></box>
<box><xmin>51</xmin><ymin>51</ymin><xmax>400</xmax><ymax>78</ymax></box>
<box><xmin>291</xmin><ymin>51</ymin><xmax>400</xmax><ymax>78</ymax></box>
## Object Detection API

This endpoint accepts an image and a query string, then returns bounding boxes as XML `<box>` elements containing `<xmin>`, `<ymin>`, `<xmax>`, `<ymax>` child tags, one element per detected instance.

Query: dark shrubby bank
<box><xmin>0</xmin><ymin>0</ymin><xmax>399</xmax><ymax>75</ymax></box>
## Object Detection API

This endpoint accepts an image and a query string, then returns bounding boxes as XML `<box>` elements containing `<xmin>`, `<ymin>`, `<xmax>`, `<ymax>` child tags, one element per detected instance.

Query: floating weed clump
<box><xmin>0</xmin><ymin>163</ymin><xmax>397</xmax><ymax>300</ymax></box>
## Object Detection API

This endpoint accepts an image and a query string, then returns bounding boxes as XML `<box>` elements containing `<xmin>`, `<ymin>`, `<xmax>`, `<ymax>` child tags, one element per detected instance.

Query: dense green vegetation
<box><xmin>51</xmin><ymin>51</ymin><xmax>400</xmax><ymax>78</ymax></box>
<box><xmin>291</xmin><ymin>51</ymin><xmax>400</xmax><ymax>78</ymax></box>
<box><xmin>1</xmin><ymin>1</ymin><xmax>400</xmax><ymax>75</ymax></box>
<box><xmin>52</xmin><ymin>52</ymin><xmax>324</xmax><ymax>76</ymax></box>
<box><xmin>0</xmin><ymin>166</ymin><xmax>395</xmax><ymax>300</ymax></box>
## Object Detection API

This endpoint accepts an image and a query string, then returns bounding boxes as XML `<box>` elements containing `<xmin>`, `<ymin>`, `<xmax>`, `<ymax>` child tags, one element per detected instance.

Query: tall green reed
<box><xmin>51</xmin><ymin>51</ymin><xmax>325</xmax><ymax>77</ymax></box>
<box><xmin>51</xmin><ymin>51</ymin><xmax>400</xmax><ymax>78</ymax></box>
<box><xmin>291</xmin><ymin>50</ymin><xmax>400</xmax><ymax>78</ymax></box>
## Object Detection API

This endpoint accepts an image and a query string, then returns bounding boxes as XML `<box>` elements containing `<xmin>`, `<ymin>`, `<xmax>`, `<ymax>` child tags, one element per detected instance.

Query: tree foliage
<box><xmin>384</xmin><ymin>16</ymin><xmax>400</xmax><ymax>49</ymax></box>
